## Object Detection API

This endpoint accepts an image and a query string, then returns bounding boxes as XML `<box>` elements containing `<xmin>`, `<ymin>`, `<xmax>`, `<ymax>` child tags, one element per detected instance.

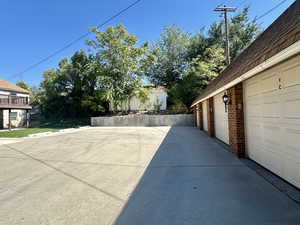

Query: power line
<box><xmin>236</xmin><ymin>0</ymin><xmax>248</xmax><ymax>9</ymax></box>
<box><xmin>217</xmin><ymin>1</ymin><xmax>228</xmax><ymax>7</ymax></box>
<box><xmin>11</xmin><ymin>0</ymin><xmax>142</xmax><ymax>80</ymax></box>
<box><xmin>256</xmin><ymin>0</ymin><xmax>289</xmax><ymax>21</ymax></box>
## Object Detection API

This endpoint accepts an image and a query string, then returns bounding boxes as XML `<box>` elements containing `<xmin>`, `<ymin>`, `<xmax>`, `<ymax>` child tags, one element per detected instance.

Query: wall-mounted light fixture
<box><xmin>222</xmin><ymin>92</ymin><xmax>230</xmax><ymax>112</ymax></box>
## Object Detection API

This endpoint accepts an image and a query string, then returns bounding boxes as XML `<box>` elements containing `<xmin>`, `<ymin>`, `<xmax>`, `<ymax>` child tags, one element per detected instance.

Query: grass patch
<box><xmin>0</xmin><ymin>128</ymin><xmax>59</xmax><ymax>138</ymax></box>
<box><xmin>0</xmin><ymin>118</ymin><xmax>90</xmax><ymax>138</ymax></box>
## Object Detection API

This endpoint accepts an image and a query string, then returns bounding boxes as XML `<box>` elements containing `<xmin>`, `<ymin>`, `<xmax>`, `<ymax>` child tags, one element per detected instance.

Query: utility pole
<box><xmin>214</xmin><ymin>5</ymin><xmax>236</xmax><ymax>65</ymax></box>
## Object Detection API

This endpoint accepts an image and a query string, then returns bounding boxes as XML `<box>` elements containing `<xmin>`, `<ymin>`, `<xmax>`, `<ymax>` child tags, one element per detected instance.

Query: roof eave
<box><xmin>191</xmin><ymin>40</ymin><xmax>300</xmax><ymax>107</ymax></box>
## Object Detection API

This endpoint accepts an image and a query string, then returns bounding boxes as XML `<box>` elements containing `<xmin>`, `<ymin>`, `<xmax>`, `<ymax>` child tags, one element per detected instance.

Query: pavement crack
<box><xmin>0</xmin><ymin>156</ymin><xmax>146</xmax><ymax>168</ymax></box>
<box><xmin>3</xmin><ymin>144</ymin><xmax>125</xmax><ymax>203</ymax></box>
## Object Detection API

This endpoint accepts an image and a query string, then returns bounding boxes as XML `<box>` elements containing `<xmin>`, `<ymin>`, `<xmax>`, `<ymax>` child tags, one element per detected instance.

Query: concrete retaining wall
<box><xmin>91</xmin><ymin>114</ymin><xmax>194</xmax><ymax>127</ymax></box>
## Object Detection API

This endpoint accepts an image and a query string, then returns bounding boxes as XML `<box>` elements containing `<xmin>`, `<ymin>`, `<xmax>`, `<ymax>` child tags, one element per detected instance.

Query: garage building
<box><xmin>191</xmin><ymin>1</ymin><xmax>300</xmax><ymax>189</ymax></box>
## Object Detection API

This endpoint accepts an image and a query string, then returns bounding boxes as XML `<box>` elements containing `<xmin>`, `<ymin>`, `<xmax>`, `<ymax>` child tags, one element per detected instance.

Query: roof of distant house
<box><xmin>150</xmin><ymin>86</ymin><xmax>167</xmax><ymax>93</ymax></box>
<box><xmin>142</xmin><ymin>84</ymin><xmax>167</xmax><ymax>93</ymax></box>
<box><xmin>0</xmin><ymin>78</ymin><xmax>30</xmax><ymax>94</ymax></box>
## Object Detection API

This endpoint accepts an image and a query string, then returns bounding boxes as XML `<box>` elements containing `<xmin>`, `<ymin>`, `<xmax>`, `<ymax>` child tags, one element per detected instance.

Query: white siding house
<box><xmin>0</xmin><ymin>79</ymin><xmax>31</xmax><ymax>129</ymax></box>
<box><xmin>110</xmin><ymin>87</ymin><xmax>167</xmax><ymax>112</ymax></box>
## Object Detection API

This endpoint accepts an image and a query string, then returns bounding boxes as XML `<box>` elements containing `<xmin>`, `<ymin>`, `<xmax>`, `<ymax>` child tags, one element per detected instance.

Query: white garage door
<box><xmin>214</xmin><ymin>92</ymin><xmax>229</xmax><ymax>144</ymax></box>
<box><xmin>244</xmin><ymin>55</ymin><xmax>300</xmax><ymax>189</ymax></box>
<box><xmin>203</xmin><ymin>101</ymin><xmax>208</xmax><ymax>131</ymax></box>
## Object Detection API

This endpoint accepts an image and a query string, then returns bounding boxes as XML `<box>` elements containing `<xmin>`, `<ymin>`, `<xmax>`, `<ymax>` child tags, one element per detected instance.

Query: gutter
<box><xmin>0</xmin><ymin>88</ymin><xmax>30</xmax><ymax>95</ymax></box>
<box><xmin>191</xmin><ymin>40</ymin><xmax>300</xmax><ymax>107</ymax></box>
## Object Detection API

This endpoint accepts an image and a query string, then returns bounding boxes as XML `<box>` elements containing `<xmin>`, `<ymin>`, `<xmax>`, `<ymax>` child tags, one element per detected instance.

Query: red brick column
<box><xmin>207</xmin><ymin>97</ymin><xmax>215</xmax><ymax>137</ymax></box>
<box><xmin>197</xmin><ymin>102</ymin><xmax>203</xmax><ymax>130</ymax></box>
<box><xmin>228</xmin><ymin>83</ymin><xmax>245</xmax><ymax>157</ymax></box>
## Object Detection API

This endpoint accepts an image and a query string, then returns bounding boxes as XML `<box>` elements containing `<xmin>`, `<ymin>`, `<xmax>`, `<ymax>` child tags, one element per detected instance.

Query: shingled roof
<box><xmin>0</xmin><ymin>79</ymin><xmax>30</xmax><ymax>94</ymax></box>
<box><xmin>192</xmin><ymin>0</ymin><xmax>300</xmax><ymax>106</ymax></box>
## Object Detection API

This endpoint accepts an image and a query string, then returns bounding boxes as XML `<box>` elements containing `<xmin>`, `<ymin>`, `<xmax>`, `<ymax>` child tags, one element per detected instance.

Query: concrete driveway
<box><xmin>0</xmin><ymin>127</ymin><xmax>299</xmax><ymax>225</ymax></box>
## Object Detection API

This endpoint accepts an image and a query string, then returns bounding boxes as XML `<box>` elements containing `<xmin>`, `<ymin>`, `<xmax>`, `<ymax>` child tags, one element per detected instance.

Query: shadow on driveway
<box><xmin>113</xmin><ymin>127</ymin><xmax>300</xmax><ymax>225</ymax></box>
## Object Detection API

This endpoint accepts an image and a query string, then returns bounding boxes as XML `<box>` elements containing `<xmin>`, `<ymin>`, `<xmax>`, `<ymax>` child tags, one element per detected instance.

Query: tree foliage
<box><xmin>207</xmin><ymin>7</ymin><xmax>260</xmax><ymax>60</ymax></box>
<box><xmin>31</xmin><ymin>7</ymin><xmax>260</xmax><ymax>117</ymax></box>
<box><xmin>16</xmin><ymin>80</ymin><xmax>30</xmax><ymax>91</ymax></box>
<box><xmin>147</xmin><ymin>7</ymin><xmax>260</xmax><ymax>108</ymax></box>
<box><xmin>37</xmin><ymin>25</ymin><xmax>154</xmax><ymax>118</ymax></box>
<box><xmin>38</xmin><ymin>50</ymin><xmax>104</xmax><ymax>117</ymax></box>
<box><xmin>146</xmin><ymin>25</ymin><xmax>191</xmax><ymax>89</ymax></box>
<box><xmin>16</xmin><ymin>80</ymin><xmax>39</xmax><ymax>105</ymax></box>
<box><xmin>87</xmin><ymin>24</ymin><xmax>155</xmax><ymax>112</ymax></box>
<box><xmin>169</xmin><ymin>45</ymin><xmax>225</xmax><ymax>107</ymax></box>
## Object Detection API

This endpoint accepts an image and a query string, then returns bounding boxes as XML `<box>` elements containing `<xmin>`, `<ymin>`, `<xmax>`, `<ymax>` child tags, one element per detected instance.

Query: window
<box><xmin>10</xmin><ymin>112</ymin><xmax>18</xmax><ymax>120</ymax></box>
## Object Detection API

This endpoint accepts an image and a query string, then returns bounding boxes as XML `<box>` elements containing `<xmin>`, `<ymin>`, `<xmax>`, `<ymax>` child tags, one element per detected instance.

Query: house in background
<box><xmin>0</xmin><ymin>79</ymin><xmax>32</xmax><ymax>129</ymax></box>
<box><xmin>192</xmin><ymin>1</ymin><xmax>300</xmax><ymax>189</ymax></box>
<box><xmin>110</xmin><ymin>86</ymin><xmax>167</xmax><ymax>112</ymax></box>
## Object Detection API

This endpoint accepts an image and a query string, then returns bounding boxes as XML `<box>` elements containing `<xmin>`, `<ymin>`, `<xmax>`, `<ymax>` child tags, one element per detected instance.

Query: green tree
<box><xmin>16</xmin><ymin>80</ymin><xmax>39</xmax><ymax>105</ymax></box>
<box><xmin>207</xmin><ymin>7</ymin><xmax>260</xmax><ymax>61</ymax></box>
<box><xmin>39</xmin><ymin>50</ymin><xmax>105</xmax><ymax>118</ymax></box>
<box><xmin>147</xmin><ymin>7</ymin><xmax>260</xmax><ymax>109</ymax></box>
<box><xmin>169</xmin><ymin>45</ymin><xmax>225</xmax><ymax>107</ymax></box>
<box><xmin>146</xmin><ymin>25</ymin><xmax>191</xmax><ymax>89</ymax></box>
<box><xmin>16</xmin><ymin>80</ymin><xmax>31</xmax><ymax>91</ymax></box>
<box><xmin>87</xmin><ymin>24</ymin><xmax>155</xmax><ymax>112</ymax></box>
<box><xmin>36</xmin><ymin>7</ymin><xmax>260</xmax><ymax>115</ymax></box>
<box><xmin>29</xmin><ymin>85</ymin><xmax>42</xmax><ymax>107</ymax></box>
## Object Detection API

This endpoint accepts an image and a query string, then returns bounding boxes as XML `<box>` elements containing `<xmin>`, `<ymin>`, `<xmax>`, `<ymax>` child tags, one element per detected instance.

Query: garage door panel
<box><xmin>244</xmin><ymin>55</ymin><xmax>300</xmax><ymax>189</ymax></box>
<box><xmin>245</xmin><ymin>81</ymin><xmax>261</xmax><ymax>97</ymax></box>
<box><xmin>284</xmin><ymin>157</ymin><xmax>300</xmax><ymax>188</ymax></box>
<box><xmin>261</xmin><ymin>73</ymin><xmax>279</xmax><ymax>93</ymax></box>
<box><xmin>262</xmin><ymin>92</ymin><xmax>281</xmax><ymax>118</ymax></box>
<box><xmin>248</xmin><ymin>144</ymin><xmax>262</xmax><ymax>161</ymax></box>
<box><xmin>282</xmin><ymin>90</ymin><xmax>300</xmax><ymax>119</ymax></box>
<box><xmin>246</xmin><ymin>122</ymin><xmax>263</xmax><ymax>146</ymax></box>
<box><xmin>285</xmin><ymin>128</ymin><xmax>300</xmax><ymax>159</ymax></box>
<box><xmin>263</xmin><ymin>139</ymin><xmax>282</xmax><ymax>158</ymax></box>
<box><xmin>250</xmin><ymin>145</ymin><xmax>264</xmax><ymax>165</ymax></box>
<box><xmin>214</xmin><ymin>93</ymin><xmax>229</xmax><ymax>144</ymax></box>
<box><xmin>247</xmin><ymin>96</ymin><xmax>262</xmax><ymax>117</ymax></box>
<box><xmin>247</xmin><ymin>122</ymin><xmax>261</xmax><ymax>136</ymax></box>
<box><xmin>248</xmin><ymin>149</ymin><xmax>260</xmax><ymax>163</ymax></box>
<box><xmin>282</xmin><ymin>63</ymin><xmax>300</xmax><ymax>87</ymax></box>
<box><xmin>263</xmin><ymin>150</ymin><xmax>283</xmax><ymax>176</ymax></box>
<box><xmin>263</xmin><ymin>125</ymin><xmax>282</xmax><ymax>147</ymax></box>
<box><xmin>283</xmin><ymin>100</ymin><xmax>300</xmax><ymax>118</ymax></box>
<box><xmin>262</xmin><ymin>103</ymin><xmax>280</xmax><ymax>118</ymax></box>
<box><xmin>248</xmin><ymin>103</ymin><xmax>261</xmax><ymax>115</ymax></box>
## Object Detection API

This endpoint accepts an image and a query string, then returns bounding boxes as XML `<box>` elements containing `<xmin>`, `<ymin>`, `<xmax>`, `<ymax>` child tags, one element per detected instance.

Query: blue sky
<box><xmin>0</xmin><ymin>0</ymin><xmax>295</xmax><ymax>86</ymax></box>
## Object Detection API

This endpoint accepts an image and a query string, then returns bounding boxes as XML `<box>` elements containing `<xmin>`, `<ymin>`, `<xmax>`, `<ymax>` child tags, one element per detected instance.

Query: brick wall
<box><xmin>228</xmin><ymin>83</ymin><xmax>245</xmax><ymax>157</ymax></box>
<box><xmin>207</xmin><ymin>97</ymin><xmax>215</xmax><ymax>137</ymax></box>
